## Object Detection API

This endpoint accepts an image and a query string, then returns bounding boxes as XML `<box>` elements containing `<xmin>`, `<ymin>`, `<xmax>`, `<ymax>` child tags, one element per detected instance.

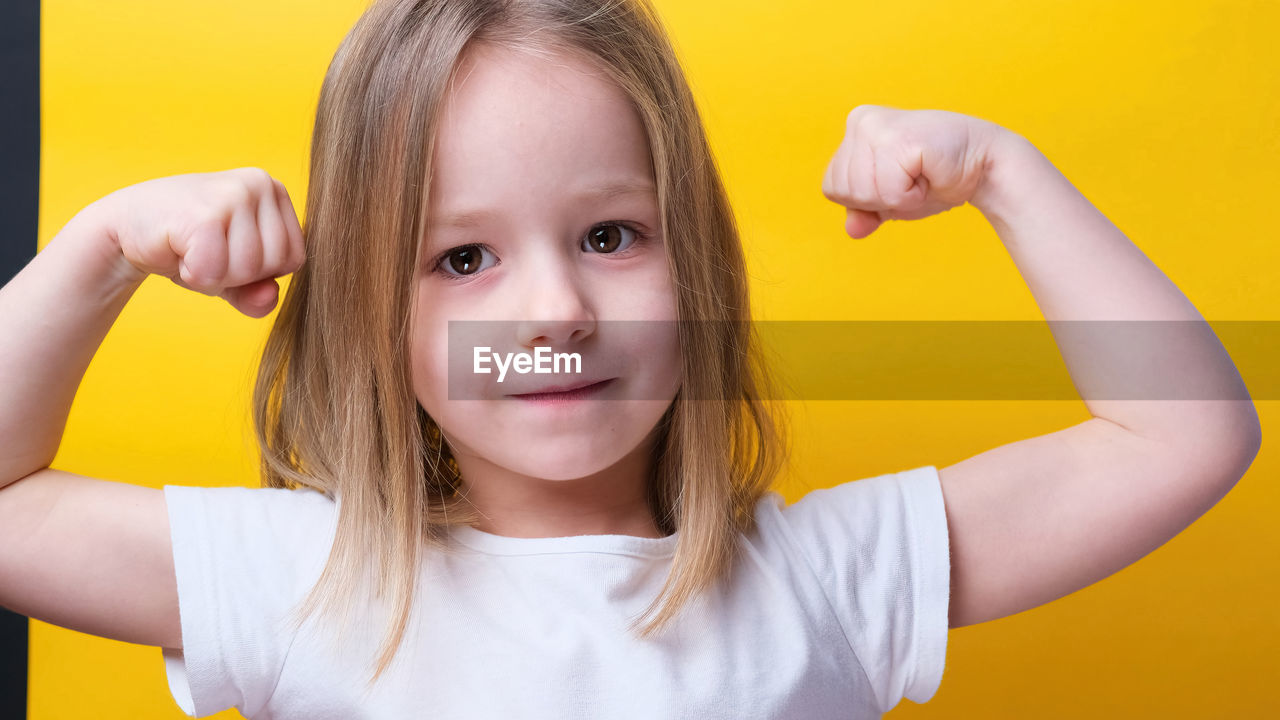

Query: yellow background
<box><xmin>36</xmin><ymin>0</ymin><xmax>1279</xmax><ymax>717</ymax></box>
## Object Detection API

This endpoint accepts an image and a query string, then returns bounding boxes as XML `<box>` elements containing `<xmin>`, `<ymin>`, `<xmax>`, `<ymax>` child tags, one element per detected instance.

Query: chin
<box><xmin>495</xmin><ymin>443</ymin><xmax>632</xmax><ymax>482</ymax></box>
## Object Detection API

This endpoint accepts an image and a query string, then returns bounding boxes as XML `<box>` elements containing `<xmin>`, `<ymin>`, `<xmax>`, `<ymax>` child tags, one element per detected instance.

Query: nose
<box><xmin>513</xmin><ymin>247</ymin><xmax>596</xmax><ymax>349</ymax></box>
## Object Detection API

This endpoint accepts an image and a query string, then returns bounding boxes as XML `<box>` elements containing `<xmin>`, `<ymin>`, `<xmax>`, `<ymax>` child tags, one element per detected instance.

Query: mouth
<box><xmin>507</xmin><ymin>378</ymin><xmax>616</xmax><ymax>402</ymax></box>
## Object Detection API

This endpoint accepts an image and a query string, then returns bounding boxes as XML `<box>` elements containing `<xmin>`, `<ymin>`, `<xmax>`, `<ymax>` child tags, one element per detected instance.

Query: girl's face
<box><xmin>409</xmin><ymin>42</ymin><xmax>680</xmax><ymax>524</ymax></box>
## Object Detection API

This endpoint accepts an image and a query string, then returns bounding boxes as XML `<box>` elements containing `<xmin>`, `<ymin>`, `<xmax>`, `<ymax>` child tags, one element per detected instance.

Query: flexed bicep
<box><xmin>940</xmin><ymin>417</ymin><xmax>1253</xmax><ymax>629</ymax></box>
<box><xmin>0</xmin><ymin>468</ymin><xmax>181</xmax><ymax>649</ymax></box>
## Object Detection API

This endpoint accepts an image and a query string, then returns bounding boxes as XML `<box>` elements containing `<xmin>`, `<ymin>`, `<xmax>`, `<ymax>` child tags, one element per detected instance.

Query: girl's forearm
<box><xmin>0</xmin><ymin>203</ymin><xmax>146</xmax><ymax>487</ymax></box>
<box><xmin>970</xmin><ymin>131</ymin><xmax>1259</xmax><ymax>451</ymax></box>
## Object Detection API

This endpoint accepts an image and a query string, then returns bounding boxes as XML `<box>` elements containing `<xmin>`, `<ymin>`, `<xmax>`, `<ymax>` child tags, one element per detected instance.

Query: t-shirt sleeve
<box><xmin>159</xmin><ymin>484</ymin><xmax>338</xmax><ymax>718</ymax></box>
<box><xmin>776</xmin><ymin>465</ymin><xmax>951</xmax><ymax>714</ymax></box>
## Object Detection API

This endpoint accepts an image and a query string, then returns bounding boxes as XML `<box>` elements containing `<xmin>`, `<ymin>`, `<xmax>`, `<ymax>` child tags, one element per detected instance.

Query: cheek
<box><xmin>408</xmin><ymin>319</ymin><xmax>452</xmax><ymax>414</ymax></box>
<box><xmin>633</xmin><ymin>255</ymin><xmax>681</xmax><ymax>389</ymax></box>
<box><xmin>658</xmin><ymin>321</ymin><xmax>683</xmax><ymax>391</ymax></box>
<box><xmin>616</xmin><ymin>313</ymin><xmax>682</xmax><ymax>401</ymax></box>
<box><xmin>628</xmin><ymin>250</ymin><xmax>679</xmax><ymax>321</ymax></box>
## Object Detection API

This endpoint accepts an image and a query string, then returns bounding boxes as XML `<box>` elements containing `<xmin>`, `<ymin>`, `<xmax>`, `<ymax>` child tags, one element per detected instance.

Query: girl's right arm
<box><xmin>0</xmin><ymin>167</ymin><xmax>304</xmax><ymax>649</ymax></box>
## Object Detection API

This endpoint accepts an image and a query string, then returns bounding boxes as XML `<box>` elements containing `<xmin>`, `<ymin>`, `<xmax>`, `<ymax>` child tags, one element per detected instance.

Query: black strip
<box><xmin>0</xmin><ymin>0</ymin><xmax>39</xmax><ymax>715</ymax></box>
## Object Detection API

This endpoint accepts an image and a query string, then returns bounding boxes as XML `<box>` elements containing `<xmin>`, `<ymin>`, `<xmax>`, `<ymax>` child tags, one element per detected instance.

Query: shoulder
<box><xmin>162</xmin><ymin>483</ymin><xmax>336</xmax><ymax>517</ymax></box>
<box><xmin>765</xmin><ymin>465</ymin><xmax>944</xmax><ymax>536</ymax></box>
<box><xmin>755</xmin><ymin>465</ymin><xmax>950</xmax><ymax>711</ymax></box>
<box><xmin>159</xmin><ymin>485</ymin><xmax>339</xmax><ymax>717</ymax></box>
<box><xmin>749</xmin><ymin>464</ymin><xmax>948</xmax><ymax>582</ymax></box>
<box><xmin>161</xmin><ymin>484</ymin><xmax>339</xmax><ymax>562</ymax></box>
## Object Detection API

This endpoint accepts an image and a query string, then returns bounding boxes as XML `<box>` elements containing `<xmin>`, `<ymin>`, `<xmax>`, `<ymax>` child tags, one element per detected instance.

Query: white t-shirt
<box><xmin>160</xmin><ymin>464</ymin><xmax>951</xmax><ymax>719</ymax></box>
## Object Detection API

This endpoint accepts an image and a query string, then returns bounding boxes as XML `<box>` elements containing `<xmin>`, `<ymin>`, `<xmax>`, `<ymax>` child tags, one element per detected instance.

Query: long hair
<box><xmin>252</xmin><ymin>0</ymin><xmax>790</xmax><ymax>691</ymax></box>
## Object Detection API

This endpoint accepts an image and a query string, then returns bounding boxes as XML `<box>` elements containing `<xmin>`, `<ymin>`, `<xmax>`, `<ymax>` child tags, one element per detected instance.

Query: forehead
<box><xmin>427</xmin><ymin>42</ymin><xmax>655</xmax><ymax>220</ymax></box>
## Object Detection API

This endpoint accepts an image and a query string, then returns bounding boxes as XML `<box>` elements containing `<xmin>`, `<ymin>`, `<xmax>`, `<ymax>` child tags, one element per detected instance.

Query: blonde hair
<box><xmin>253</xmin><ymin>0</ymin><xmax>789</xmax><ymax>691</ymax></box>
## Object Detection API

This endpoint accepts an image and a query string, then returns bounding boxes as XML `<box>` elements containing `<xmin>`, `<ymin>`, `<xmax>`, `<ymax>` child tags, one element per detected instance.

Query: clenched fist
<box><xmin>822</xmin><ymin>105</ymin><xmax>1009</xmax><ymax>239</ymax></box>
<box><xmin>84</xmin><ymin>167</ymin><xmax>306</xmax><ymax>318</ymax></box>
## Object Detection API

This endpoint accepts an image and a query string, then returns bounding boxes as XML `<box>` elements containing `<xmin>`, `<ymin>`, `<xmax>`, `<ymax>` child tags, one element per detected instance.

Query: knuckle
<box><xmin>222</xmin><ymin>178</ymin><xmax>253</xmax><ymax>207</ymax></box>
<box><xmin>233</xmin><ymin>165</ymin><xmax>269</xmax><ymax>183</ymax></box>
<box><xmin>851</xmin><ymin>180</ymin><xmax>877</xmax><ymax>206</ymax></box>
<box><xmin>882</xmin><ymin>190</ymin><xmax>904</xmax><ymax>209</ymax></box>
<box><xmin>821</xmin><ymin>175</ymin><xmax>843</xmax><ymax>203</ymax></box>
<box><xmin>246</xmin><ymin>167</ymin><xmax>275</xmax><ymax>192</ymax></box>
<box><xmin>226</xmin><ymin>167</ymin><xmax>271</xmax><ymax>202</ymax></box>
<box><xmin>245</xmin><ymin>253</ymin><xmax>267</xmax><ymax>283</ymax></box>
<box><xmin>260</xmin><ymin>236</ymin><xmax>282</xmax><ymax>273</ymax></box>
<box><xmin>289</xmin><ymin>238</ymin><xmax>307</xmax><ymax>272</ymax></box>
<box><xmin>191</xmin><ymin>202</ymin><xmax>223</xmax><ymax>228</ymax></box>
<box><xmin>229</xmin><ymin>251</ymin><xmax>263</xmax><ymax>287</ymax></box>
<box><xmin>846</xmin><ymin>104</ymin><xmax>880</xmax><ymax>127</ymax></box>
<box><xmin>894</xmin><ymin>126</ymin><xmax>922</xmax><ymax>153</ymax></box>
<box><xmin>181</xmin><ymin>263</ymin><xmax>213</xmax><ymax>291</ymax></box>
<box><xmin>189</xmin><ymin>216</ymin><xmax>224</xmax><ymax>244</ymax></box>
<box><xmin>832</xmin><ymin>173</ymin><xmax>856</xmax><ymax>204</ymax></box>
<box><xmin>277</xmin><ymin>237</ymin><xmax>299</xmax><ymax>275</ymax></box>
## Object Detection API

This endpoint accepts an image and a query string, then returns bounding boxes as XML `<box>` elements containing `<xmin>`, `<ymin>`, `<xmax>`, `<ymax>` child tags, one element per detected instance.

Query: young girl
<box><xmin>0</xmin><ymin>0</ymin><xmax>1260</xmax><ymax>717</ymax></box>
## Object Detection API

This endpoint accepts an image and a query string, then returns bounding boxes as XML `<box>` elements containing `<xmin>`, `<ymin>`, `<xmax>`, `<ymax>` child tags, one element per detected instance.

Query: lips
<box><xmin>507</xmin><ymin>378</ymin><xmax>614</xmax><ymax>396</ymax></box>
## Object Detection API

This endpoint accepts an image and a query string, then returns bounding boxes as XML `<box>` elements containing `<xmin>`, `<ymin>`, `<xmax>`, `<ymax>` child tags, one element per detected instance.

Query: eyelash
<box><xmin>430</xmin><ymin>220</ymin><xmax>653</xmax><ymax>282</ymax></box>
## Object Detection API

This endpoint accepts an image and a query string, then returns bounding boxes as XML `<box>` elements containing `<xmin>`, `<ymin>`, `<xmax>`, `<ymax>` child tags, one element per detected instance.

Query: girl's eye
<box><xmin>583</xmin><ymin>221</ymin><xmax>645</xmax><ymax>254</ymax></box>
<box><xmin>435</xmin><ymin>244</ymin><xmax>497</xmax><ymax>280</ymax></box>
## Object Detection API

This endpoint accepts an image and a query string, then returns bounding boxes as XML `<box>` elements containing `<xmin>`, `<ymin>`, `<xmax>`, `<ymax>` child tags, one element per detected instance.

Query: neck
<box><xmin>450</xmin><ymin>425</ymin><xmax>664</xmax><ymax>539</ymax></box>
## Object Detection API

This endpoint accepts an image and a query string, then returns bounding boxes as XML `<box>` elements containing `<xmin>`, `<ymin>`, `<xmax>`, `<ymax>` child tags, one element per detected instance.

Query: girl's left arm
<box><xmin>822</xmin><ymin>106</ymin><xmax>1261</xmax><ymax>630</ymax></box>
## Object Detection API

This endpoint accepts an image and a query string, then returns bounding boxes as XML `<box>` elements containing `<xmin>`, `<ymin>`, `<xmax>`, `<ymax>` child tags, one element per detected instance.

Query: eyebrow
<box><xmin>428</xmin><ymin>179</ymin><xmax>657</xmax><ymax>230</ymax></box>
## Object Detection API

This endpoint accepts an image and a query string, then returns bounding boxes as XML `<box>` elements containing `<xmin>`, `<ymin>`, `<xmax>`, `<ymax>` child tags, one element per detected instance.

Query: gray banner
<box><xmin>445</xmin><ymin>320</ymin><xmax>1266</xmax><ymax>401</ymax></box>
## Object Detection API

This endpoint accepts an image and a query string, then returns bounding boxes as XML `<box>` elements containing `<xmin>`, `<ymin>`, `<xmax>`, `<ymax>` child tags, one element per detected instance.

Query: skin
<box><xmin>408</xmin><ymin>42</ymin><xmax>682</xmax><ymax>540</ymax></box>
<box><xmin>822</xmin><ymin>105</ymin><xmax>1259</xmax><ymax>628</ymax></box>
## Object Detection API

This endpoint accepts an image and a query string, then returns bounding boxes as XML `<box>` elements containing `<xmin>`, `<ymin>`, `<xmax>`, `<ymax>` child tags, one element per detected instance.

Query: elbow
<box><xmin>1230</xmin><ymin>419</ymin><xmax>1262</xmax><ymax>487</ymax></box>
<box><xmin>1177</xmin><ymin>403</ymin><xmax>1262</xmax><ymax>491</ymax></box>
<box><xmin>1224</xmin><ymin>402</ymin><xmax>1262</xmax><ymax>473</ymax></box>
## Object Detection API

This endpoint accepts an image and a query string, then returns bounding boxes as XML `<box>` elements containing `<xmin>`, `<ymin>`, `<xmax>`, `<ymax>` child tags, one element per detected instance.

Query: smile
<box><xmin>507</xmin><ymin>378</ymin><xmax>616</xmax><ymax>403</ymax></box>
